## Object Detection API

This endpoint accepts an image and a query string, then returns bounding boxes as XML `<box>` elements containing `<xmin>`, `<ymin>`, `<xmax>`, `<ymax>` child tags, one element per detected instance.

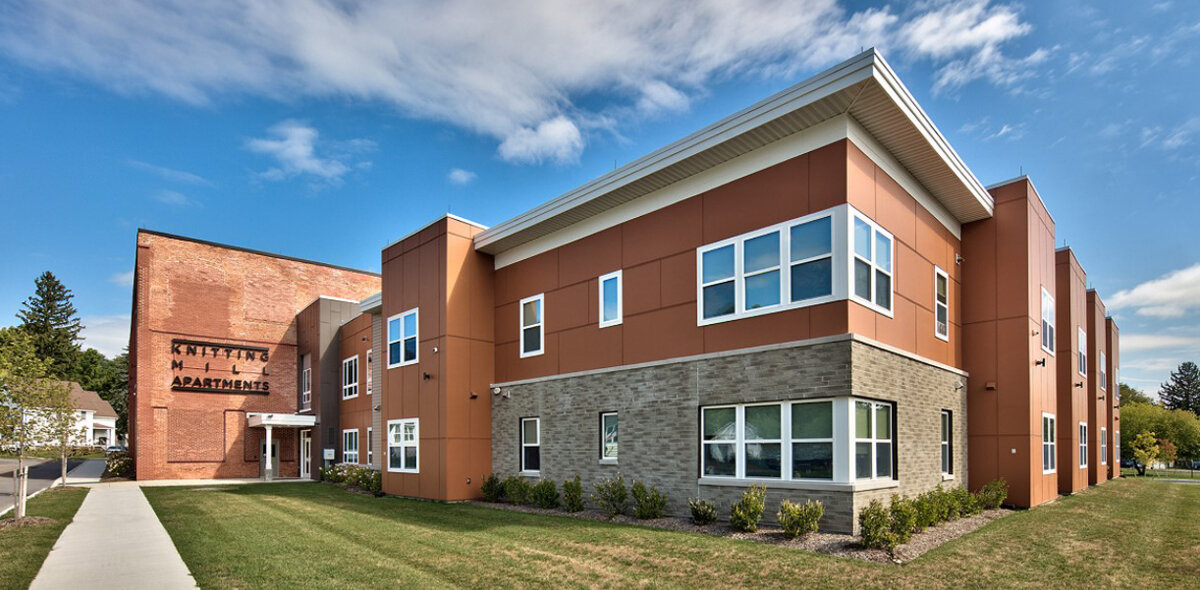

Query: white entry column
<box><xmin>264</xmin><ymin>425</ymin><xmax>274</xmax><ymax>481</ymax></box>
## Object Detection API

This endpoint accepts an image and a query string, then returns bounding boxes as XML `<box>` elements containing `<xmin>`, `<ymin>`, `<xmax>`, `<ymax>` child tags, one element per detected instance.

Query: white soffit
<box><xmin>474</xmin><ymin>49</ymin><xmax>993</xmax><ymax>261</ymax></box>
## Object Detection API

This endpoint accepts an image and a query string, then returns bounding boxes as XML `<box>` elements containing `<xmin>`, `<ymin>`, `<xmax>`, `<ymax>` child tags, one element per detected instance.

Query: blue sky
<box><xmin>0</xmin><ymin>1</ymin><xmax>1196</xmax><ymax>397</ymax></box>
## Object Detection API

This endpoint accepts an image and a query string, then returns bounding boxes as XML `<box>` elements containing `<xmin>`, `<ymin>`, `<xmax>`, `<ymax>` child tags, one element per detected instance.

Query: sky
<box><xmin>0</xmin><ymin>1</ymin><xmax>1197</xmax><ymax>398</ymax></box>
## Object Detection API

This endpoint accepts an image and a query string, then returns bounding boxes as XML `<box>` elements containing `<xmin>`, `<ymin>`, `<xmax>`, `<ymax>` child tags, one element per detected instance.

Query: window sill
<box><xmin>598</xmin><ymin>458</ymin><xmax>618</xmax><ymax>466</ymax></box>
<box><xmin>941</xmin><ymin>473</ymin><xmax>955</xmax><ymax>481</ymax></box>
<box><xmin>697</xmin><ymin>477</ymin><xmax>899</xmax><ymax>493</ymax></box>
<box><xmin>518</xmin><ymin>470</ymin><xmax>541</xmax><ymax>478</ymax></box>
<box><xmin>387</xmin><ymin>468</ymin><xmax>418</xmax><ymax>474</ymax></box>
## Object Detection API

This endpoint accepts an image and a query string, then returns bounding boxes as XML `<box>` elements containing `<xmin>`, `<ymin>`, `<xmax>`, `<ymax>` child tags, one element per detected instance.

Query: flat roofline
<box><xmin>383</xmin><ymin>213</ymin><xmax>489</xmax><ymax>251</ymax></box>
<box><xmin>138</xmin><ymin>229</ymin><xmax>380</xmax><ymax>277</ymax></box>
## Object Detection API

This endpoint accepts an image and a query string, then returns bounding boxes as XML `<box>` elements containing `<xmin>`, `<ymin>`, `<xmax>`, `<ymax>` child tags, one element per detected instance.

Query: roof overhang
<box><xmin>360</xmin><ymin>292</ymin><xmax>382</xmax><ymax>315</ymax></box>
<box><xmin>247</xmin><ymin>413</ymin><xmax>317</xmax><ymax>428</ymax></box>
<box><xmin>474</xmin><ymin>49</ymin><xmax>992</xmax><ymax>259</ymax></box>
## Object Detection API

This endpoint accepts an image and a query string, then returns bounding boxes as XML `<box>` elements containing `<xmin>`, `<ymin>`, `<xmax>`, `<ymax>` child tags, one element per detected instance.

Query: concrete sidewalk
<box><xmin>63</xmin><ymin>459</ymin><xmax>106</xmax><ymax>485</ymax></box>
<box><xmin>30</xmin><ymin>482</ymin><xmax>198</xmax><ymax>590</ymax></box>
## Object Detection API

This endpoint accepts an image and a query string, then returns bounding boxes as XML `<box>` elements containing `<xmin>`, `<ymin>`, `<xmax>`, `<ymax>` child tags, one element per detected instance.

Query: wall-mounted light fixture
<box><xmin>1075</xmin><ymin>381</ymin><xmax>1084</xmax><ymax>388</ymax></box>
<box><xmin>954</xmin><ymin>381</ymin><xmax>966</xmax><ymax>391</ymax></box>
<box><xmin>491</xmin><ymin>387</ymin><xmax>502</xmax><ymax>395</ymax></box>
<box><xmin>422</xmin><ymin>372</ymin><xmax>431</xmax><ymax>381</ymax></box>
<box><xmin>955</xmin><ymin>253</ymin><xmax>965</xmax><ymax>265</ymax></box>
<box><xmin>1035</xmin><ymin>358</ymin><xmax>1047</xmax><ymax>367</ymax></box>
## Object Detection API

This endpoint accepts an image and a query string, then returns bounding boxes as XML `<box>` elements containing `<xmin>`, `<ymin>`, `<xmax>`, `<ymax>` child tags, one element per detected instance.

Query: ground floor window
<box><xmin>600</xmin><ymin>412</ymin><xmax>618</xmax><ymax>461</ymax></box>
<box><xmin>1101</xmin><ymin>427</ymin><xmax>1107</xmax><ymax>465</ymax></box>
<box><xmin>367</xmin><ymin>427</ymin><xmax>373</xmax><ymax>465</ymax></box>
<box><xmin>387</xmin><ymin>419</ymin><xmax>418</xmax><ymax>473</ymax></box>
<box><xmin>342</xmin><ymin>429</ymin><xmax>359</xmax><ymax>464</ymax></box>
<box><xmin>941</xmin><ymin>410</ymin><xmax>953</xmax><ymax>475</ymax></box>
<box><xmin>521</xmin><ymin>417</ymin><xmax>540</xmax><ymax>473</ymax></box>
<box><xmin>855</xmin><ymin>400</ymin><xmax>893</xmax><ymax>480</ymax></box>
<box><xmin>1079</xmin><ymin>422</ymin><xmax>1088</xmax><ymax>468</ymax></box>
<box><xmin>1042</xmin><ymin>414</ymin><xmax>1056</xmax><ymax>473</ymax></box>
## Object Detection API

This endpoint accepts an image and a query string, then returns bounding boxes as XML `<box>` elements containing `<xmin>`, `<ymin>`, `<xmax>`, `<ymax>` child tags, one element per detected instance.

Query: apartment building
<box><xmin>128</xmin><ymin>50</ymin><xmax>1122</xmax><ymax>532</ymax></box>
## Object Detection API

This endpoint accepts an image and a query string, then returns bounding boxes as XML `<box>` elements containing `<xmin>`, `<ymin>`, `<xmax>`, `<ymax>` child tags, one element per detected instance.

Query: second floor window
<box><xmin>1078</xmin><ymin>327</ymin><xmax>1087</xmax><ymax>376</ymax></box>
<box><xmin>852</xmin><ymin>215</ymin><xmax>893</xmax><ymax>314</ymax></box>
<box><xmin>300</xmin><ymin>354</ymin><xmax>312</xmax><ymax>410</ymax></box>
<box><xmin>520</xmin><ymin>294</ymin><xmax>544</xmax><ymax>357</ymax></box>
<box><xmin>342</xmin><ymin>355</ymin><xmax>358</xmax><ymax>400</ymax></box>
<box><xmin>1041</xmin><ymin>288</ymin><xmax>1056</xmax><ymax>355</ymax></box>
<box><xmin>599</xmin><ymin>271</ymin><xmax>622</xmax><ymax>327</ymax></box>
<box><xmin>934</xmin><ymin>268</ymin><xmax>950</xmax><ymax>341</ymax></box>
<box><xmin>388</xmin><ymin>308</ymin><xmax>418</xmax><ymax>368</ymax></box>
<box><xmin>1099</xmin><ymin>351</ymin><xmax>1107</xmax><ymax>390</ymax></box>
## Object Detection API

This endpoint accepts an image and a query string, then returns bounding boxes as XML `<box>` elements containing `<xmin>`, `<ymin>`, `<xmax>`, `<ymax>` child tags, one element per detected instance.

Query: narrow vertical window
<box><xmin>854</xmin><ymin>400</ymin><xmax>894</xmax><ymax>480</ymax></box>
<box><xmin>744</xmin><ymin>404</ymin><xmax>782</xmax><ymax>478</ymax></box>
<box><xmin>743</xmin><ymin>231</ymin><xmax>782</xmax><ymax>310</ymax></box>
<box><xmin>701</xmin><ymin>406</ymin><xmax>737</xmax><ymax>477</ymax></box>
<box><xmin>387</xmin><ymin>308</ymin><xmax>419</xmax><ymax>368</ymax></box>
<box><xmin>387</xmin><ymin>418</ymin><xmax>419</xmax><ymax>472</ymax></box>
<box><xmin>700</xmin><ymin>245</ymin><xmax>736</xmax><ymax>320</ymax></box>
<box><xmin>599</xmin><ymin>271</ymin><xmax>622</xmax><ymax>328</ymax></box>
<box><xmin>789</xmin><ymin>216</ymin><xmax>833</xmax><ymax>302</ymax></box>
<box><xmin>342</xmin><ymin>429</ymin><xmax>359</xmax><ymax>464</ymax></box>
<box><xmin>1115</xmin><ymin>430</ymin><xmax>1121</xmax><ymax>465</ymax></box>
<box><xmin>1078</xmin><ymin>327</ymin><xmax>1087</xmax><ymax>377</ymax></box>
<box><xmin>520</xmin><ymin>294</ymin><xmax>544</xmax><ymax>357</ymax></box>
<box><xmin>367</xmin><ymin>426</ymin><xmax>373</xmax><ymax>466</ymax></box>
<box><xmin>851</xmin><ymin>215</ymin><xmax>893</xmax><ymax>313</ymax></box>
<box><xmin>940</xmin><ymin>410</ymin><xmax>953</xmax><ymax>475</ymax></box>
<box><xmin>366</xmin><ymin>349</ymin><xmax>373</xmax><ymax>395</ymax></box>
<box><xmin>300</xmin><ymin>354</ymin><xmax>312</xmax><ymax>411</ymax></box>
<box><xmin>1079</xmin><ymin>423</ymin><xmax>1088</xmax><ymax>468</ymax></box>
<box><xmin>1099</xmin><ymin>351</ymin><xmax>1107</xmax><ymax>390</ymax></box>
<box><xmin>521</xmin><ymin>417</ymin><xmax>541</xmax><ymax>472</ymax></box>
<box><xmin>1042</xmin><ymin>413</ymin><xmax>1057</xmax><ymax>473</ymax></box>
<box><xmin>342</xmin><ymin>355</ymin><xmax>359</xmax><ymax>400</ymax></box>
<box><xmin>600</xmin><ymin>412</ymin><xmax>618</xmax><ymax>461</ymax></box>
<box><xmin>791</xmin><ymin>401</ymin><xmax>833</xmax><ymax>480</ymax></box>
<box><xmin>1100</xmin><ymin>427</ymin><xmax>1107</xmax><ymax>465</ymax></box>
<box><xmin>934</xmin><ymin>267</ymin><xmax>950</xmax><ymax>341</ymax></box>
<box><xmin>1041</xmin><ymin>288</ymin><xmax>1056</xmax><ymax>355</ymax></box>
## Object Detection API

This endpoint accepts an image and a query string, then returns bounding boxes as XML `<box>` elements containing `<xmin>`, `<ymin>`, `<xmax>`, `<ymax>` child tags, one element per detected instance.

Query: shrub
<box><xmin>777</xmin><ymin>499</ymin><xmax>823</xmax><ymax>538</ymax></box>
<box><xmin>320</xmin><ymin>464</ymin><xmax>380</xmax><ymax>493</ymax></box>
<box><xmin>729</xmin><ymin>484</ymin><xmax>766</xmax><ymax>532</ymax></box>
<box><xmin>689</xmin><ymin>498</ymin><xmax>717</xmax><ymax>525</ymax></box>
<box><xmin>858</xmin><ymin>499</ymin><xmax>896</xmax><ymax>551</ymax></box>
<box><xmin>531</xmin><ymin>479</ymin><xmax>560</xmax><ymax>509</ymax></box>
<box><xmin>562</xmin><ymin>475</ymin><xmax>585</xmax><ymax>512</ymax></box>
<box><xmin>631</xmin><ymin>481</ymin><xmax>668</xmax><ymax>519</ymax></box>
<box><xmin>104</xmin><ymin>451</ymin><xmax>134</xmax><ymax>478</ymax></box>
<box><xmin>503</xmin><ymin>475</ymin><xmax>533</xmax><ymax>505</ymax></box>
<box><xmin>481</xmin><ymin>473</ymin><xmax>504</xmax><ymax>502</ymax></box>
<box><xmin>889</xmin><ymin>494</ymin><xmax>918</xmax><ymax>544</ymax></box>
<box><xmin>947</xmin><ymin>486</ymin><xmax>977</xmax><ymax>519</ymax></box>
<box><xmin>977</xmin><ymin>478</ymin><xmax>1008</xmax><ymax>510</ymax></box>
<box><xmin>592</xmin><ymin>474</ymin><xmax>629</xmax><ymax>516</ymax></box>
<box><xmin>913</xmin><ymin>491</ymin><xmax>939</xmax><ymax>531</ymax></box>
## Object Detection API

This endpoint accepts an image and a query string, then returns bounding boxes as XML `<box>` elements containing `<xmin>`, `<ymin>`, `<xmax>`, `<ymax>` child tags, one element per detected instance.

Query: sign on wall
<box><xmin>323</xmin><ymin>448</ymin><xmax>335</xmax><ymax>461</ymax></box>
<box><xmin>170</xmin><ymin>338</ymin><xmax>271</xmax><ymax>394</ymax></box>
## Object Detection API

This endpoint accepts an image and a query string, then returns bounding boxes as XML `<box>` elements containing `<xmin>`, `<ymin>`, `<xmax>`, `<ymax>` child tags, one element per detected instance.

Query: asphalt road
<box><xmin>0</xmin><ymin>458</ymin><xmax>84</xmax><ymax>514</ymax></box>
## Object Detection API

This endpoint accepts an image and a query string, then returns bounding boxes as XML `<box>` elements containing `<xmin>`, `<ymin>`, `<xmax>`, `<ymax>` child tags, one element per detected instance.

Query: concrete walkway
<box><xmin>30</xmin><ymin>482</ymin><xmax>198</xmax><ymax>590</ymax></box>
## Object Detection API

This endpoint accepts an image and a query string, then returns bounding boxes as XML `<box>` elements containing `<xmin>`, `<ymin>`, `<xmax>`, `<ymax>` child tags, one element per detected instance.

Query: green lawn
<box><xmin>0</xmin><ymin>487</ymin><xmax>89</xmax><ymax>590</ymax></box>
<box><xmin>1122</xmin><ymin>467</ymin><xmax>1200</xmax><ymax>480</ymax></box>
<box><xmin>144</xmin><ymin>478</ymin><xmax>1198</xmax><ymax>589</ymax></box>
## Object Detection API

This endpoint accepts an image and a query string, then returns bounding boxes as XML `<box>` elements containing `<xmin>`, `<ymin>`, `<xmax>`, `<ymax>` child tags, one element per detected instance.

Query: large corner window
<box><xmin>851</xmin><ymin>215</ymin><xmax>893</xmax><ymax>314</ymax></box>
<box><xmin>387</xmin><ymin>308</ymin><xmax>419</xmax><ymax>368</ymax></box>
<box><xmin>600</xmin><ymin>412</ymin><xmax>618</xmax><ymax>461</ymax></box>
<box><xmin>1099</xmin><ymin>351</ymin><xmax>1107</xmax><ymax>391</ymax></box>
<box><xmin>520</xmin><ymin>295</ymin><xmax>544</xmax><ymax>357</ymax></box>
<box><xmin>1078</xmin><ymin>327</ymin><xmax>1088</xmax><ymax>377</ymax></box>
<box><xmin>940</xmin><ymin>410</ymin><xmax>953</xmax><ymax>476</ymax></box>
<box><xmin>855</xmin><ymin>401</ymin><xmax>893</xmax><ymax>480</ymax></box>
<box><xmin>599</xmin><ymin>271</ymin><xmax>622</xmax><ymax>328</ymax></box>
<box><xmin>697</xmin><ymin>210</ymin><xmax>835</xmax><ymax>325</ymax></box>
<box><xmin>387</xmin><ymin>418</ymin><xmax>418</xmax><ymax>473</ymax></box>
<box><xmin>342</xmin><ymin>429</ymin><xmax>359</xmax><ymax>464</ymax></box>
<box><xmin>1079</xmin><ymin>422</ymin><xmax>1088</xmax><ymax>468</ymax></box>
<box><xmin>1041</xmin><ymin>288</ymin><xmax>1056</xmax><ymax>355</ymax></box>
<box><xmin>1100</xmin><ymin>427</ymin><xmax>1108</xmax><ymax>465</ymax></box>
<box><xmin>342</xmin><ymin>355</ymin><xmax>359</xmax><ymax>400</ymax></box>
<box><xmin>521</xmin><ymin>417</ymin><xmax>541</xmax><ymax>473</ymax></box>
<box><xmin>934</xmin><ymin>267</ymin><xmax>950</xmax><ymax>341</ymax></box>
<box><xmin>1042</xmin><ymin>413</ymin><xmax>1057</xmax><ymax>474</ymax></box>
<box><xmin>300</xmin><ymin>354</ymin><xmax>312</xmax><ymax>411</ymax></box>
<box><xmin>701</xmin><ymin>400</ymin><xmax>838</xmax><ymax>482</ymax></box>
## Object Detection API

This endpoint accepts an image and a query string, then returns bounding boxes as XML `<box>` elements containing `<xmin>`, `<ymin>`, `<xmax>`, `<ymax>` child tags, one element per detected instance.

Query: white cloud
<box><xmin>109</xmin><ymin>270</ymin><xmax>135</xmax><ymax>287</ymax></box>
<box><xmin>447</xmin><ymin>168</ymin><xmax>477</xmax><ymax>185</ymax></box>
<box><xmin>152</xmin><ymin>190</ymin><xmax>200</xmax><ymax>207</ymax></box>
<box><xmin>80</xmin><ymin>315</ymin><xmax>131</xmax><ymax>358</ymax></box>
<box><xmin>0</xmin><ymin>1</ymin><xmax>1044</xmax><ymax>164</ymax></box>
<box><xmin>245</xmin><ymin>120</ymin><xmax>371</xmax><ymax>183</ymax></box>
<box><xmin>1109</xmin><ymin>263</ymin><xmax>1200</xmax><ymax>318</ymax></box>
<box><xmin>1121</xmin><ymin>334</ymin><xmax>1200</xmax><ymax>353</ymax></box>
<box><xmin>127</xmin><ymin>160</ymin><xmax>211</xmax><ymax>185</ymax></box>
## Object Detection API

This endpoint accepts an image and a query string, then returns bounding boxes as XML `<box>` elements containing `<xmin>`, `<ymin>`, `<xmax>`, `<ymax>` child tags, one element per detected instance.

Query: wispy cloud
<box><xmin>1109</xmin><ymin>263</ymin><xmax>1200</xmax><ymax>318</ymax></box>
<box><xmin>126</xmin><ymin>160</ymin><xmax>211</xmax><ymax>185</ymax></box>
<box><xmin>447</xmin><ymin>168</ymin><xmax>476</xmax><ymax>185</ymax></box>
<box><xmin>0</xmin><ymin>0</ymin><xmax>1045</xmax><ymax>164</ymax></box>
<box><xmin>108</xmin><ymin>270</ymin><xmax>134</xmax><ymax>287</ymax></box>
<box><xmin>152</xmin><ymin>190</ymin><xmax>200</xmax><ymax>207</ymax></box>
<box><xmin>79</xmin><ymin>315</ymin><xmax>131</xmax><ymax>358</ymax></box>
<box><xmin>245</xmin><ymin>120</ymin><xmax>372</xmax><ymax>184</ymax></box>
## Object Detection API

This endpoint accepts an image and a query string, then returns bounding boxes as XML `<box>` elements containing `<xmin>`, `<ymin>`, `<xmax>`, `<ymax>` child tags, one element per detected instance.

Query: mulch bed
<box><xmin>469</xmin><ymin>500</ymin><xmax>1011</xmax><ymax>564</ymax></box>
<box><xmin>0</xmin><ymin>516</ymin><xmax>55</xmax><ymax>530</ymax></box>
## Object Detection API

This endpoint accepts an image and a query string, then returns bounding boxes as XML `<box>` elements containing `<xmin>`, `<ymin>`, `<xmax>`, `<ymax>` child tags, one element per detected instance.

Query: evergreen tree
<box><xmin>16</xmin><ymin>271</ymin><xmax>83</xmax><ymax>376</ymax></box>
<box><xmin>1119</xmin><ymin>383</ymin><xmax>1155</xmax><ymax>406</ymax></box>
<box><xmin>1160</xmin><ymin>362</ymin><xmax>1200</xmax><ymax>415</ymax></box>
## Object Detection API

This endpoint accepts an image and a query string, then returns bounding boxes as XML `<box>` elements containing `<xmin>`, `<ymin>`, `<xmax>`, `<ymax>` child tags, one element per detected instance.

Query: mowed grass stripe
<box><xmin>0</xmin><ymin>487</ymin><xmax>89</xmax><ymax>590</ymax></box>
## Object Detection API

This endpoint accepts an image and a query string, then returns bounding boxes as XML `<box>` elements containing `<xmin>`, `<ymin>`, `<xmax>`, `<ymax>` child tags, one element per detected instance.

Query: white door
<box><xmin>300</xmin><ymin>430</ymin><xmax>311</xmax><ymax>479</ymax></box>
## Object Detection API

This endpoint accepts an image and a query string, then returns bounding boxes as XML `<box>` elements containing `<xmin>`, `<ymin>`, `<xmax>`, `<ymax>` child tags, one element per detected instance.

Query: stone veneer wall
<box><xmin>491</xmin><ymin>337</ymin><xmax>967</xmax><ymax>533</ymax></box>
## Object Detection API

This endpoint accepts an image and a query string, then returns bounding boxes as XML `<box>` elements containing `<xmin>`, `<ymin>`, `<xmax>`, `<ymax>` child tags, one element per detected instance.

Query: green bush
<box><xmin>592</xmin><ymin>474</ymin><xmax>629</xmax><ymax>516</ymax></box>
<box><xmin>481</xmin><ymin>473</ymin><xmax>504</xmax><ymax>502</ymax></box>
<box><xmin>913</xmin><ymin>490</ymin><xmax>939</xmax><ymax>531</ymax></box>
<box><xmin>947</xmin><ymin>486</ymin><xmax>978</xmax><ymax>519</ymax></box>
<box><xmin>889</xmin><ymin>494</ymin><xmax>918</xmax><ymax>544</ymax></box>
<box><xmin>503</xmin><ymin>475</ymin><xmax>533</xmax><ymax>505</ymax></box>
<box><xmin>562</xmin><ymin>475</ymin><xmax>585</xmax><ymax>512</ymax></box>
<box><xmin>631</xmin><ymin>481</ymin><xmax>668</xmax><ymax>519</ymax></box>
<box><xmin>531</xmin><ymin>479</ymin><xmax>560</xmax><ymax>509</ymax></box>
<box><xmin>977</xmin><ymin>478</ymin><xmax>1008</xmax><ymax>509</ymax></box>
<box><xmin>729</xmin><ymin>484</ymin><xmax>766</xmax><ymax>532</ymax></box>
<box><xmin>858</xmin><ymin>499</ymin><xmax>896</xmax><ymax>551</ymax></box>
<box><xmin>104</xmin><ymin>451</ymin><xmax>134</xmax><ymax>478</ymax></box>
<box><xmin>320</xmin><ymin>464</ymin><xmax>380</xmax><ymax>493</ymax></box>
<box><xmin>777</xmin><ymin>499</ymin><xmax>823</xmax><ymax>538</ymax></box>
<box><xmin>689</xmin><ymin>498</ymin><xmax>717</xmax><ymax>525</ymax></box>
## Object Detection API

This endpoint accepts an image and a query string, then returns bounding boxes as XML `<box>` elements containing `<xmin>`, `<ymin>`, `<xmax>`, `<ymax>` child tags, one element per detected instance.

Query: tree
<box><xmin>1159</xmin><ymin>439</ymin><xmax>1178</xmax><ymax>468</ymax></box>
<box><xmin>1130</xmin><ymin>432</ymin><xmax>1160</xmax><ymax>476</ymax></box>
<box><xmin>1119</xmin><ymin>383</ymin><xmax>1155</xmax><ymax>407</ymax></box>
<box><xmin>16</xmin><ymin>271</ymin><xmax>83</xmax><ymax>377</ymax></box>
<box><xmin>0</xmin><ymin>329</ymin><xmax>63</xmax><ymax>518</ymax></box>
<box><xmin>1160</xmin><ymin>362</ymin><xmax>1200</xmax><ymax>414</ymax></box>
<box><xmin>67</xmin><ymin>348</ymin><xmax>129</xmax><ymax>438</ymax></box>
<box><xmin>1120</xmin><ymin>403</ymin><xmax>1200</xmax><ymax>463</ymax></box>
<box><xmin>40</xmin><ymin>381</ymin><xmax>78</xmax><ymax>487</ymax></box>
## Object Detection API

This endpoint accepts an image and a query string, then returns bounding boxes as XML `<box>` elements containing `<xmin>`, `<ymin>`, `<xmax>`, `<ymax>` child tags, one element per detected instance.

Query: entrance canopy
<box><xmin>247</xmin><ymin>413</ymin><xmax>316</xmax><ymax>428</ymax></box>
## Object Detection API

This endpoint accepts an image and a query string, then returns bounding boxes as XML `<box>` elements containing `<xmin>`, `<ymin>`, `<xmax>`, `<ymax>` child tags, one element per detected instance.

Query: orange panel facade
<box><xmin>1086</xmin><ymin>290</ymin><xmax>1109</xmax><ymax>485</ymax></box>
<box><xmin>1054</xmin><ymin>248</ymin><xmax>1088</xmax><ymax>494</ymax></box>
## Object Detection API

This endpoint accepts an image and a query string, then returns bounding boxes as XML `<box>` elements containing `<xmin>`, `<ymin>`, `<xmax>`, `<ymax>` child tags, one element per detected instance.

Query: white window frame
<box><xmin>1100</xmin><ymin>426</ymin><xmax>1107</xmax><ymax>465</ymax></box>
<box><xmin>600</xmin><ymin>412</ymin><xmax>618</xmax><ymax>461</ymax></box>
<box><xmin>300</xmin><ymin>364</ymin><xmax>312</xmax><ymax>411</ymax></box>
<box><xmin>1078</xmin><ymin>327</ymin><xmax>1087</xmax><ymax>377</ymax></box>
<box><xmin>1099</xmin><ymin>351</ymin><xmax>1107</xmax><ymax>391</ymax></box>
<box><xmin>386</xmin><ymin>418</ymin><xmax>419</xmax><ymax>473</ymax></box>
<box><xmin>367</xmin><ymin>426</ymin><xmax>373</xmax><ymax>466</ymax></box>
<box><xmin>1041</xmin><ymin>288</ymin><xmax>1056</xmax><ymax>355</ymax></box>
<box><xmin>700</xmin><ymin>399</ymin><xmax>848</xmax><ymax>483</ymax></box>
<box><xmin>1115</xmin><ymin>430</ymin><xmax>1121</xmax><ymax>465</ymax></box>
<box><xmin>387</xmin><ymin>308</ymin><xmax>419</xmax><ymax>368</ymax></box>
<box><xmin>1042</xmin><ymin>413</ymin><xmax>1057</xmax><ymax>474</ymax></box>
<box><xmin>1079</xmin><ymin>422</ymin><xmax>1088</xmax><ymax>468</ymax></box>
<box><xmin>341</xmin><ymin>355</ymin><xmax>359</xmax><ymax>400</ymax></box>
<box><xmin>850</xmin><ymin>213</ymin><xmax>895</xmax><ymax>317</ymax></box>
<box><xmin>934</xmin><ymin>267</ymin><xmax>950</xmax><ymax>341</ymax></box>
<box><xmin>366</xmin><ymin>349</ymin><xmax>373</xmax><ymax>395</ymax></box>
<box><xmin>342</xmin><ymin>428</ymin><xmax>359</xmax><ymax>464</ymax></box>
<box><xmin>598</xmin><ymin>270</ymin><xmax>623</xmax><ymax>328</ymax></box>
<box><xmin>854</xmin><ymin>400</ymin><xmax>894</xmax><ymax>480</ymax></box>
<box><xmin>521</xmin><ymin>417</ymin><xmax>541</xmax><ymax>473</ymax></box>
<box><xmin>940</xmin><ymin>409</ymin><xmax>953</xmax><ymax>476</ymax></box>
<box><xmin>696</xmin><ymin>207</ymin><xmax>843</xmax><ymax>326</ymax></box>
<box><xmin>519</xmin><ymin>294</ymin><xmax>545</xmax><ymax>358</ymax></box>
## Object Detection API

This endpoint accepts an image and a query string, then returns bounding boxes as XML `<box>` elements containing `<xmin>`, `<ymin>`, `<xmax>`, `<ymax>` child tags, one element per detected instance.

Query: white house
<box><xmin>66</xmin><ymin>383</ymin><xmax>119</xmax><ymax>446</ymax></box>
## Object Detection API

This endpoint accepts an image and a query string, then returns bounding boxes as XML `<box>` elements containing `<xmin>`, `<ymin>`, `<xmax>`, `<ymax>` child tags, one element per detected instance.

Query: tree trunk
<box><xmin>14</xmin><ymin>454</ymin><xmax>25</xmax><ymax>519</ymax></box>
<box><xmin>61</xmin><ymin>444</ymin><xmax>68</xmax><ymax>488</ymax></box>
<box><xmin>1136</xmin><ymin>463</ymin><xmax>1147</xmax><ymax>476</ymax></box>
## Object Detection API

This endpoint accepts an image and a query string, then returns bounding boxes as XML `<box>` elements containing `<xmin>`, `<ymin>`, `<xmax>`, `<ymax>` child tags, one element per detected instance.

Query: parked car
<box><xmin>1120</xmin><ymin>458</ymin><xmax>1137</xmax><ymax>469</ymax></box>
<box><xmin>105</xmin><ymin>445</ymin><xmax>128</xmax><ymax>454</ymax></box>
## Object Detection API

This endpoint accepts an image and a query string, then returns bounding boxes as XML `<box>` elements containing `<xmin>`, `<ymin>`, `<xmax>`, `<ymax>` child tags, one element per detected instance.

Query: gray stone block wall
<box><xmin>492</xmin><ymin>338</ymin><xmax>967</xmax><ymax>534</ymax></box>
